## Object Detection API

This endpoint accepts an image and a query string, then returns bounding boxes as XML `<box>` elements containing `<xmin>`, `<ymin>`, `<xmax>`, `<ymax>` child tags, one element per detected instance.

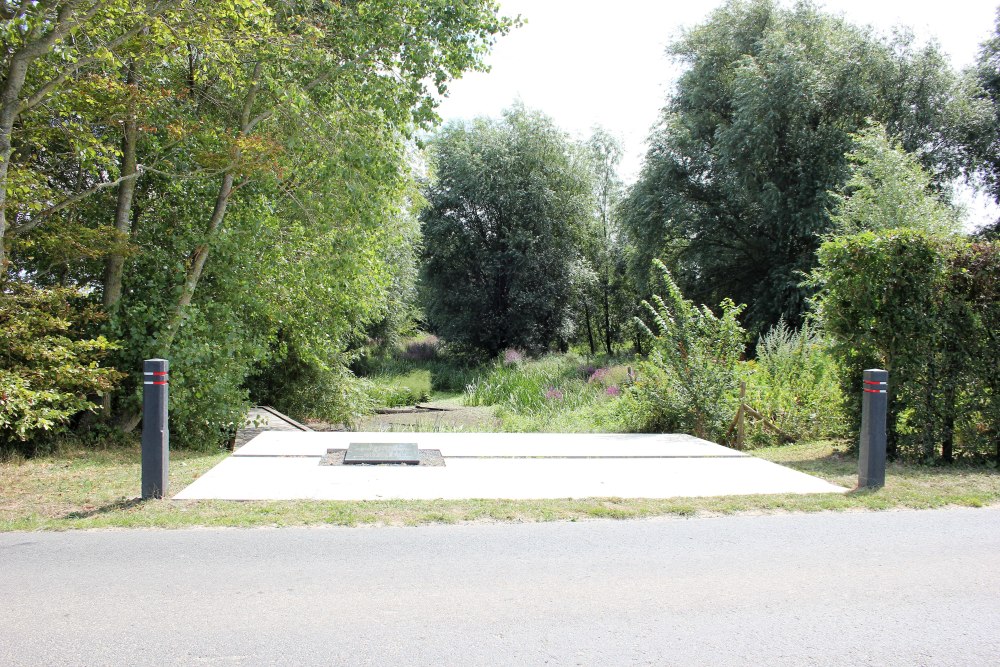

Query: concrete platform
<box><xmin>174</xmin><ymin>432</ymin><xmax>848</xmax><ymax>501</ymax></box>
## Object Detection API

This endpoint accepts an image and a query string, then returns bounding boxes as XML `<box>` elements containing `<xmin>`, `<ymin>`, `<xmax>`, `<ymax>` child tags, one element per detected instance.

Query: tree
<box><xmin>831</xmin><ymin>125</ymin><xmax>961</xmax><ymax>236</ymax></box>
<box><xmin>2</xmin><ymin>1</ymin><xmax>516</xmax><ymax>445</ymax></box>
<box><xmin>581</xmin><ymin>127</ymin><xmax>632</xmax><ymax>356</ymax></box>
<box><xmin>0</xmin><ymin>0</ymin><xmax>206</xmax><ymax>269</ymax></box>
<box><xmin>964</xmin><ymin>7</ymin><xmax>1000</xmax><ymax>205</ymax></box>
<box><xmin>621</xmin><ymin>0</ymin><xmax>966</xmax><ymax>337</ymax></box>
<box><xmin>420</xmin><ymin>105</ymin><xmax>594</xmax><ymax>357</ymax></box>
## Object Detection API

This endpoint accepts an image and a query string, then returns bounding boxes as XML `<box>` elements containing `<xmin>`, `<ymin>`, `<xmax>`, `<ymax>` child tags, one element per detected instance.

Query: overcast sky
<box><xmin>436</xmin><ymin>0</ymin><xmax>999</xmax><ymax>227</ymax></box>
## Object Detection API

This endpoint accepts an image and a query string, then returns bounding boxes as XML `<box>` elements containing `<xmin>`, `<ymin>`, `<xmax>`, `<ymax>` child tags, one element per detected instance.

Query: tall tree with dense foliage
<box><xmin>2</xmin><ymin>1</ymin><xmax>515</xmax><ymax>447</ymax></box>
<box><xmin>420</xmin><ymin>105</ymin><xmax>594</xmax><ymax>357</ymax></box>
<box><xmin>579</xmin><ymin>127</ymin><xmax>632</xmax><ymax>355</ymax></box>
<box><xmin>621</xmin><ymin>0</ymin><xmax>966</xmax><ymax>337</ymax></box>
<box><xmin>962</xmin><ymin>6</ymin><xmax>1000</xmax><ymax>237</ymax></box>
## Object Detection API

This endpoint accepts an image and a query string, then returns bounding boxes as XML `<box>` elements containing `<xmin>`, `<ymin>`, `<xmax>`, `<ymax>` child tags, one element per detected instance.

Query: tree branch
<box><xmin>19</xmin><ymin>0</ymin><xmax>184</xmax><ymax>115</ymax></box>
<box><xmin>10</xmin><ymin>167</ymin><xmax>144</xmax><ymax>235</ymax></box>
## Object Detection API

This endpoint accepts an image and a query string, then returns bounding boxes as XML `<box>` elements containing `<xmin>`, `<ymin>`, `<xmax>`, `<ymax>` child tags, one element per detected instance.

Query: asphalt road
<box><xmin>2</xmin><ymin>507</ymin><xmax>999</xmax><ymax>666</ymax></box>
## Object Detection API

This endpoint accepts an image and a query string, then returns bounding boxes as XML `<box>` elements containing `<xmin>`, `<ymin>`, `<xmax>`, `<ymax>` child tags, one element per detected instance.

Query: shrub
<box><xmin>0</xmin><ymin>282</ymin><xmax>124</xmax><ymax>454</ymax></box>
<box><xmin>743</xmin><ymin>321</ymin><xmax>847</xmax><ymax>443</ymax></box>
<box><xmin>619</xmin><ymin>260</ymin><xmax>745</xmax><ymax>441</ymax></box>
<box><xmin>813</xmin><ymin>230</ymin><xmax>1000</xmax><ymax>462</ymax></box>
<box><xmin>247</xmin><ymin>342</ymin><xmax>372</xmax><ymax>428</ymax></box>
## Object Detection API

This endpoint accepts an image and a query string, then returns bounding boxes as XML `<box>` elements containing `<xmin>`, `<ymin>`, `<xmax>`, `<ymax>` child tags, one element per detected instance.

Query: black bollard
<box><xmin>141</xmin><ymin>359</ymin><xmax>169</xmax><ymax>499</ymax></box>
<box><xmin>858</xmin><ymin>368</ymin><xmax>888</xmax><ymax>490</ymax></box>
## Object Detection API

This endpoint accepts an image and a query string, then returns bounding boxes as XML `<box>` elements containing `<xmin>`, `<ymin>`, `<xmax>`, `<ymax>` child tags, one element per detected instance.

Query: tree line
<box><xmin>421</xmin><ymin>0</ymin><xmax>1000</xmax><ymax>350</ymax></box>
<box><xmin>4</xmin><ymin>0</ymin><xmax>1000</xmax><ymax>458</ymax></box>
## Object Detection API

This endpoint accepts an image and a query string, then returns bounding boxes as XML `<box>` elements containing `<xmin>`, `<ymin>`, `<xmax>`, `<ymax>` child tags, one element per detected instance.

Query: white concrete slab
<box><xmin>175</xmin><ymin>432</ymin><xmax>847</xmax><ymax>501</ymax></box>
<box><xmin>233</xmin><ymin>431</ymin><xmax>748</xmax><ymax>459</ymax></box>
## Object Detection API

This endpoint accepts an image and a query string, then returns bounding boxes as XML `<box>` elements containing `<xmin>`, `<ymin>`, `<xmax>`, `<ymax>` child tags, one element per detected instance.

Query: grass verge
<box><xmin>1</xmin><ymin>440</ymin><xmax>998</xmax><ymax>531</ymax></box>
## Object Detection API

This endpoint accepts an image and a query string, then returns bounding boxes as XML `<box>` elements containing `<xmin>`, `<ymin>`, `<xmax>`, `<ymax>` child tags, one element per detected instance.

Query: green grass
<box><xmin>465</xmin><ymin>353</ymin><xmax>636</xmax><ymax>431</ymax></box>
<box><xmin>368</xmin><ymin>369</ymin><xmax>433</xmax><ymax>407</ymax></box>
<box><xmin>2</xmin><ymin>439</ymin><xmax>997</xmax><ymax>531</ymax></box>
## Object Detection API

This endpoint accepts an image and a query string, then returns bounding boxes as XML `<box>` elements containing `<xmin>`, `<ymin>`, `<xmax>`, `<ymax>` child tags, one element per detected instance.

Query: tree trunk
<box><xmin>118</xmin><ymin>62</ymin><xmax>261</xmax><ymax>432</ymax></box>
<box><xmin>995</xmin><ymin>427</ymin><xmax>999</xmax><ymax>469</ymax></box>
<box><xmin>602</xmin><ymin>274</ymin><xmax>613</xmax><ymax>355</ymax></box>
<box><xmin>0</xmin><ymin>56</ymin><xmax>30</xmax><ymax>268</ymax></box>
<box><xmin>941</xmin><ymin>382</ymin><xmax>955</xmax><ymax>464</ymax></box>
<box><xmin>158</xmin><ymin>172</ymin><xmax>234</xmax><ymax>353</ymax></box>
<box><xmin>155</xmin><ymin>61</ymin><xmax>262</xmax><ymax>355</ymax></box>
<box><xmin>102</xmin><ymin>61</ymin><xmax>139</xmax><ymax>311</ymax></box>
<box><xmin>584</xmin><ymin>301</ymin><xmax>596</xmax><ymax>355</ymax></box>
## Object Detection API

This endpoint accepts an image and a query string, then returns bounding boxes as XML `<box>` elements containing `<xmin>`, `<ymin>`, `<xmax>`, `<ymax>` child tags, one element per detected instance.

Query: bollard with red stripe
<box><xmin>141</xmin><ymin>358</ymin><xmax>169</xmax><ymax>499</ymax></box>
<box><xmin>858</xmin><ymin>368</ymin><xmax>888</xmax><ymax>489</ymax></box>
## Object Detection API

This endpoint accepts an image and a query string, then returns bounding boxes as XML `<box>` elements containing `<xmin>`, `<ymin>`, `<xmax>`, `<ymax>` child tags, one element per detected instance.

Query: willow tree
<box><xmin>622</xmin><ymin>0</ymin><xmax>966</xmax><ymax>337</ymax></box>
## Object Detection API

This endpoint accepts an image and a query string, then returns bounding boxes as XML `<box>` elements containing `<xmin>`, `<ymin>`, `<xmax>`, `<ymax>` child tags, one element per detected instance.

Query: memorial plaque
<box><xmin>344</xmin><ymin>442</ymin><xmax>420</xmax><ymax>465</ymax></box>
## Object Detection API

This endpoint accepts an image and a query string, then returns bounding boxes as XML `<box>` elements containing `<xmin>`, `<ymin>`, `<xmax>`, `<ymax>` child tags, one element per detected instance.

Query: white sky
<box><xmin>436</xmin><ymin>0</ymin><xmax>1000</xmax><ymax>228</ymax></box>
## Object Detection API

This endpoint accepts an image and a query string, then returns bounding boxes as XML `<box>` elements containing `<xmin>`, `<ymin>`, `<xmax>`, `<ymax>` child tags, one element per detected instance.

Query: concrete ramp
<box><xmin>174</xmin><ymin>432</ymin><xmax>848</xmax><ymax>501</ymax></box>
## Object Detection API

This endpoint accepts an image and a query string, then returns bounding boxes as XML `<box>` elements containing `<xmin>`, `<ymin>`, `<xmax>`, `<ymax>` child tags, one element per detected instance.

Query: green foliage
<box><xmin>620</xmin><ymin>260</ymin><xmax>746</xmax><ymax>440</ymax></box>
<box><xmin>369</xmin><ymin>370</ymin><xmax>433</xmax><ymax>408</ymax></box>
<box><xmin>743</xmin><ymin>321</ymin><xmax>847</xmax><ymax>444</ymax></box>
<box><xmin>467</xmin><ymin>354</ymin><xmax>585</xmax><ymax>412</ymax></box>
<box><xmin>572</xmin><ymin>127</ymin><xmax>635</xmax><ymax>356</ymax></box>
<box><xmin>831</xmin><ymin>125</ymin><xmax>961</xmax><ymax>236</ymax></box>
<box><xmin>963</xmin><ymin>8</ymin><xmax>1000</xmax><ymax>205</ymax></box>
<box><xmin>420</xmin><ymin>105</ymin><xmax>595</xmax><ymax>356</ymax></box>
<box><xmin>2</xmin><ymin>1</ymin><xmax>515</xmax><ymax>447</ymax></box>
<box><xmin>621</xmin><ymin>0</ymin><xmax>967</xmax><ymax>337</ymax></box>
<box><xmin>465</xmin><ymin>353</ymin><xmax>629</xmax><ymax>431</ymax></box>
<box><xmin>248</xmin><ymin>344</ymin><xmax>372</xmax><ymax>429</ymax></box>
<box><xmin>813</xmin><ymin>230</ymin><xmax>1000</xmax><ymax>462</ymax></box>
<box><xmin>0</xmin><ymin>283</ymin><xmax>123</xmax><ymax>453</ymax></box>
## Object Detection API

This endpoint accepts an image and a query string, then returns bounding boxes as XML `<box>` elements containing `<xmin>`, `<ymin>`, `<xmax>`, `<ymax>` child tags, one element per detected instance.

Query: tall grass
<box><xmin>465</xmin><ymin>353</ymin><xmax>631</xmax><ymax>431</ymax></box>
<box><xmin>358</xmin><ymin>333</ymin><xmax>485</xmax><ymax>402</ymax></box>
<box><xmin>368</xmin><ymin>370</ymin><xmax>432</xmax><ymax>407</ymax></box>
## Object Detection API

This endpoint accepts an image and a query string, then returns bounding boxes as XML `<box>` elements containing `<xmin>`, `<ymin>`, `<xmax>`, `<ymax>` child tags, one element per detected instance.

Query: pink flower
<box><xmin>605</xmin><ymin>385</ymin><xmax>620</xmax><ymax>397</ymax></box>
<box><xmin>503</xmin><ymin>349</ymin><xmax>524</xmax><ymax>365</ymax></box>
<box><xmin>544</xmin><ymin>387</ymin><xmax>564</xmax><ymax>401</ymax></box>
<box><xmin>588</xmin><ymin>368</ymin><xmax>610</xmax><ymax>384</ymax></box>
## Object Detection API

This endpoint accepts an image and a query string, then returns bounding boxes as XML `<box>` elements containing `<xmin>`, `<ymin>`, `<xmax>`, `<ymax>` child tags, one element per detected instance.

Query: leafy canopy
<box><xmin>831</xmin><ymin>125</ymin><xmax>961</xmax><ymax>237</ymax></box>
<box><xmin>420</xmin><ymin>105</ymin><xmax>594</xmax><ymax>357</ymax></box>
<box><xmin>621</xmin><ymin>0</ymin><xmax>966</xmax><ymax>336</ymax></box>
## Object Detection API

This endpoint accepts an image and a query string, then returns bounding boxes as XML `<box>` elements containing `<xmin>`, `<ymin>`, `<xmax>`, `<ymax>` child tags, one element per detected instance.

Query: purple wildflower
<box><xmin>544</xmin><ymin>387</ymin><xmax>564</xmax><ymax>401</ymax></box>
<box><xmin>605</xmin><ymin>385</ymin><xmax>620</xmax><ymax>397</ymax></box>
<box><xmin>588</xmin><ymin>368</ymin><xmax>610</xmax><ymax>384</ymax></box>
<box><xmin>503</xmin><ymin>348</ymin><xmax>524</xmax><ymax>365</ymax></box>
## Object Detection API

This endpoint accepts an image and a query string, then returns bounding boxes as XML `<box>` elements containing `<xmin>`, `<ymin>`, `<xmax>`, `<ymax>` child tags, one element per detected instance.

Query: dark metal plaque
<box><xmin>344</xmin><ymin>442</ymin><xmax>420</xmax><ymax>465</ymax></box>
<box><xmin>321</xmin><ymin>448</ymin><xmax>444</xmax><ymax>467</ymax></box>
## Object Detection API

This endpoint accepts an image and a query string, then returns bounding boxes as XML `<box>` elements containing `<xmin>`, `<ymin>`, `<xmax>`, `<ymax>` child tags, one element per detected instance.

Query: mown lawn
<box><xmin>1</xmin><ymin>439</ymin><xmax>997</xmax><ymax>531</ymax></box>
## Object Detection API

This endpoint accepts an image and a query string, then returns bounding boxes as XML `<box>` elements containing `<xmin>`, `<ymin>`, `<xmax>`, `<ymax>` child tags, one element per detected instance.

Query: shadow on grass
<box><xmin>61</xmin><ymin>497</ymin><xmax>146</xmax><ymax>520</ymax></box>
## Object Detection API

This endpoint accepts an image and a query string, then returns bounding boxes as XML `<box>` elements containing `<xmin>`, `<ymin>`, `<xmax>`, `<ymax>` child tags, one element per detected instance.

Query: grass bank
<box><xmin>2</xmin><ymin>440</ymin><xmax>997</xmax><ymax>531</ymax></box>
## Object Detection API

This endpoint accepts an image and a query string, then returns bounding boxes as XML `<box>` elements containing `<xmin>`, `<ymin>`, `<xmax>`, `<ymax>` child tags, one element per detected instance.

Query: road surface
<box><xmin>2</xmin><ymin>507</ymin><xmax>999</xmax><ymax>665</ymax></box>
